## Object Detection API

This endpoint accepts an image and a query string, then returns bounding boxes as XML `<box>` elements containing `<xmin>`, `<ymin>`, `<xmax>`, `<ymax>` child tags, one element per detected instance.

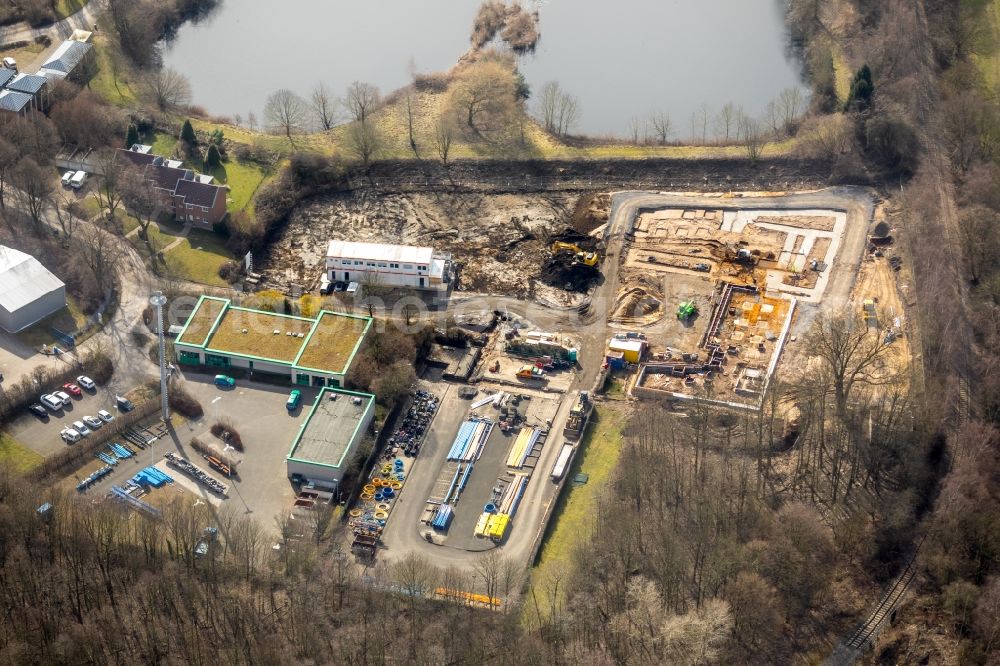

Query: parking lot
<box><xmin>52</xmin><ymin>371</ymin><xmax>315</xmax><ymax>523</ymax></box>
<box><xmin>171</xmin><ymin>372</ymin><xmax>317</xmax><ymax>518</ymax></box>
<box><xmin>7</xmin><ymin>375</ymin><xmax>132</xmax><ymax>458</ymax></box>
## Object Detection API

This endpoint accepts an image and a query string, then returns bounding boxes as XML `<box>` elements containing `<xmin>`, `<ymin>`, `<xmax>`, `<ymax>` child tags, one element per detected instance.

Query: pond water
<box><xmin>162</xmin><ymin>0</ymin><xmax>803</xmax><ymax>138</ymax></box>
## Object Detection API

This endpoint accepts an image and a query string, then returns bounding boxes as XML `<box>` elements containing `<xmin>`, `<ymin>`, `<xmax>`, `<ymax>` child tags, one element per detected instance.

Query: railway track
<box><xmin>824</xmin><ymin>539</ymin><xmax>923</xmax><ymax>666</ymax></box>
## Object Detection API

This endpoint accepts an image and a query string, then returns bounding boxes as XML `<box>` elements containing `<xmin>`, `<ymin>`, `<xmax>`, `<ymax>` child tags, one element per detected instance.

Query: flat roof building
<box><xmin>175</xmin><ymin>296</ymin><xmax>372</xmax><ymax>387</ymax></box>
<box><xmin>326</xmin><ymin>240</ymin><xmax>452</xmax><ymax>292</ymax></box>
<box><xmin>286</xmin><ymin>387</ymin><xmax>375</xmax><ymax>488</ymax></box>
<box><xmin>0</xmin><ymin>246</ymin><xmax>66</xmax><ymax>333</ymax></box>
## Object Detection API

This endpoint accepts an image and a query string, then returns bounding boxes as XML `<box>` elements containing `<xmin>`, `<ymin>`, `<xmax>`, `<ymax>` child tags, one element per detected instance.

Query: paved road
<box><xmin>0</xmin><ymin>0</ymin><xmax>100</xmax><ymax>48</ymax></box>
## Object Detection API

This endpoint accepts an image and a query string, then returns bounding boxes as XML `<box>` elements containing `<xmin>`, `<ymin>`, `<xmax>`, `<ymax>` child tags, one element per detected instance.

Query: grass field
<box><xmin>55</xmin><ymin>0</ymin><xmax>85</xmax><ymax>19</ymax></box>
<box><xmin>164</xmin><ymin>230</ymin><xmax>233</xmax><ymax>287</ymax></box>
<box><xmin>0</xmin><ymin>432</ymin><xmax>42</xmax><ymax>474</ymax></box>
<box><xmin>525</xmin><ymin>405</ymin><xmax>626</xmax><ymax>623</ymax></box>
<box><xmin>972</xmin><ymin>0</ymin><xmax>1000</xmax><ymax>95</ymax></box>
<box><xmin>16</xmin><ymin>296</ymin><xmax>90</xmax><ymax>349</ymax></box>
<box><xmin>88</xmin><ymin>36</ymin><xmax>138</xmax><ymax>106</ymax></box>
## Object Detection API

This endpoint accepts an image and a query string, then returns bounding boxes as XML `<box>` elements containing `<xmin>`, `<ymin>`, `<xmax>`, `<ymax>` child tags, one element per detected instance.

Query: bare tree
<box><xmin>448</xmin><ymin>59</ymin><xmax>516</xmax><ymax>134</ymax></box>
<box><xmin>738</xmin><ymin>115</ymin><xmax>769</xmax><ymax>163</ymax></box>
<box><xmin>344</xmin><ymin>81</ymin><xmax>381</xmax><ymax>124</ymax></box>
<box><xmin>403</xmin><ymin>92</ymin><xmax>418</xmax><ymax>156</ymax></box>
<box><xmin>537</xmin><ymin>81</ymin><xmax>560</xmax><ymax>134</ymax></box>
<box><xmin>120</xmin><ymin>168</ymin><xmax>159</xmax><ymax>260</ymax></box>
<box><xmin>0</xmin><ymin>136</ymin><xmax>17</xmax><ymax>209</ymax></box>
<box><xmin>75</xmin><ymin>224</ymin><xmax>126</xmax><ymax>294</ymax></box>
<box><xmin>93</xmin><ymin>148</ymin><xmax>126</xmax><ymax>221</ymax></box>
<box><xmin>795</xmin><ymin>114</ymin><xmax>855</xmax><ymax>159</ymax></box>
<box><xmin>233</xmin><ymin>113</ymin><xmax>242</xmax><ymax>128</ymax></box>
<box><xmin>143</xmin><ymin>67</ymin><xmax>192</xmax><ymax>112</ymax></box>
<box><xmin>51</xmin><ymin>190</ymin><xmax>82</xmax><ymax>242</ymax></box>
<box><xmin>775</xmin><ymin>87</ymin><xmax>806</xmax><ymax>132</ymax></box>
<box><xmin>246</xmin><ymin>111</ymin><xmax>258</xmax><ymax>132</ymax></box>
<box><xmin>433</xmin><ymin>115</ymin><xmax>454</xmax><ymax>166</ymax></box>
<box><xmin>649</xmin><ymin>110</ymin><xmax>673</xmax><ymax>145</ymax></box>
<box><xmin>536</xmin><ymin>81</ymin><xmax>580</xmax><ymax>136</ymax></box>
<box><xmin>714</xmin><ymin>102</ymin><xmax>742</xmax><ymax>143</ymax></box>
<box><xmin>263</xmin><ymin>89</ymin><xmax>308</xmax><ymax>142</ymax></box>
<box><xmin>627</xmin><ymin>116</ymin><xmax>642</xmax><ymax>144</ymax></box>
<box><xmin>12</xmin><ymin>157</ymin><xmax>52</xmax><ymax>231</ymax></box>
<box><xmin>556</xmin><ymin>92</ymin><xmax>580</xmax><ymax>136</ymax></box>
<box><xmin>345</xmin><ymin>120</ymin><xmax>383</xmax><ymax>166</ymax></box>
<box><xmin>690</xmin><ymin>103</ymin><xmax>709</xmax><ymax>143</ymax></box>
<box><xmin>807</xmin><ymin>310</ymin><xmax>895</xmax><ymax>418</ymax></box>
<box><xmin>310</xmin><ymin>82</ymin><xmax>339</xmax><ymax>131</ymax></box>
<box><xmin>958</xmin><ymin>205</ymin><xmax>1000</xmax><ymax>284</ymax></box>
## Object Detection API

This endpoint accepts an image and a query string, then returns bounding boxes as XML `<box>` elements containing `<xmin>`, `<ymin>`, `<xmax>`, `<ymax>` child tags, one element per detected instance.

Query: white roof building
<box><xmin>0</xmin><ymin>246</ymin><xmax>67</xmax><ymax>332</ymax></box>
<box><xmin>325</xmin><ymin>240</ymin><xmax>451</xmax><ymax>292</ymax></box>
<box><xmin>326</xmin><ymin>240</ymin><xmax>434</xmax><ymax>265</ymax></box>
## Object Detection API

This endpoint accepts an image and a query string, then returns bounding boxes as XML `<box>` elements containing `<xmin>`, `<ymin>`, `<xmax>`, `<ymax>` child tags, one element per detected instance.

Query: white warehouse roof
<box><xmin>327</xmin><ymin>240</ymin><xmax>433</xmax><ymax>265</ymax></box>
<box><xmin>0</xmin><ymin>246</ymin><xmax>64</xmax><ymax>312</ymax></box>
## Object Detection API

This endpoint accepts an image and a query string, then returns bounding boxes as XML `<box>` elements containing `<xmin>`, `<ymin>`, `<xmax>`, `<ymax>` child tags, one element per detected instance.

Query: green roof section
<box><xmin>175</xmin><ymin>297</ymin><xmax>372</xmax><ymax>377</ymax></box>
<box><xmin>175</xmin><ymin>296</ymin><xmax>229</xmax><ymax>348</ymax></box>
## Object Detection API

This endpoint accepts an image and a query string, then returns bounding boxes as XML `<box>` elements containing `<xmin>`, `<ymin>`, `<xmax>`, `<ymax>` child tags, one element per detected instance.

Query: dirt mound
<box><xmin>612</xmin><ymin>287</ymin><xmax>662</xmax><ymax>320</ymax></box>
<box><xmin>570</xmin><ymin>193</ymin><xmax>610</xmax><ymax>234</ymax></box>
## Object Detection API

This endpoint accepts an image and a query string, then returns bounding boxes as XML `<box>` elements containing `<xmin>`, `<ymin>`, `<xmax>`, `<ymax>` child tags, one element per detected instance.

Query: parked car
<box><xmin>76</xmin><ymin>375</ymin><xmax>96</xmax><ymax>390</ymax></box>
<box><xmin>72</xmin><ymin>420</ymin><xmax>91</xmax><ymax>436</ymax></box>
<box><xmin>60</xmin><ymin>428</ymin><xmax>81</xmax><ymax>443</ymax></box>
<box><xmin>40</xmin><ymin>394</ymin><xmax>63</xmax><ymax>412</ymax></box>
<box><xmin>286</xmin><ymin>389</ymin><xmax>302</xmax><ymax>411</ymax></box>
<box><xmin>345</xmin><ymin>281</ymin><xmax>360</xmax><ymax>296</ymax></box>
<box><xmin>62</xmin><ymin>382</ymin><xmax>82</xmax><ymax>397</ymax></box>
<box><xmin>116</xmin><ymin>395</ymin><xmax>134</xmax><ymax>412</ymax></box>
<box><xmin>214</xmin><ymin>375</ymin><xmax>235</xmax><ymax>388</ymax></box>
<box><xmin>97</xmin><ymin>409</ymin><xmax>114</xmax><ymax>423</ymax></box>
<box><xmin>70</xmin><ymin>170</ymin><xmax>87</xmax><ymax>189</ymax></box>
<box><xmin>61</xmin><ymin>170</ymin><xmax>74</xmax><ymax>187</ymax></box>
<box><xmin>83</xmin><ymin>415</ymin><xmax>102</xmax><ymax>429</ymax></box>
<box><xmin>28</xmin><ymin>403</ymin><xmax>48</xmax><ymax>419</ymax></box>
<box><xmin>53</xmin><ymin>390</ymin><xmax>72</xmax><ymax>406</ymax></box>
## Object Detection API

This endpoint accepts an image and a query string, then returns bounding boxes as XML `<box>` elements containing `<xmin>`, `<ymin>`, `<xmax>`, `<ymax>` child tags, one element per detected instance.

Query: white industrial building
<box><xmin>0</xmin><ymin>246</ymin><xmax>67</xmax><ymax>333</ymax></box>
<box><xmin>286</xmin><ymin>387</ymin><xmax>375</xmax><ymax>489</ymax></box>
<box><xmin>326</xmin><ymin>240</ymin><xmax>451</xmax><ymax>291</ymax></box>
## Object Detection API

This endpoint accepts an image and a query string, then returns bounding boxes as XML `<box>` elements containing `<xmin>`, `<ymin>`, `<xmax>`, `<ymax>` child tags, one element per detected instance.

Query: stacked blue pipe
<box><xmin>131</xmin><ymin>467</ymin><xmax>172</xmax><ymax>488</ymax></box>
<box><xmin>96</xmin><ymin>452</ymin><xmax>117</xmax><ymax>466</ymax></box>
<box><xmin>447</xmin><ymin>421</ymin><xmax>477</xmax><ymax>460</ymax></box>
<box><xmin>432</xmin><ymin>505</ymin><xmax>453</xmax><ymax>529</ymax></box>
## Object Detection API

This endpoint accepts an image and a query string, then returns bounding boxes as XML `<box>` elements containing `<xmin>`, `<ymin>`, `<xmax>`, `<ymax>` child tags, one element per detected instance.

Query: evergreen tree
<box><xmin>846</xmin><ymin>64</ymin><xmax>874</xmax><ymax>111</ymax></box>
<box><xmin>180</xmin><ymin>119</ymin><xmax>197</xmax><ymax>145</ymax></box>
<box><xmin>124</xmin><ymin>123</ymin><xmax>139</xmax><ymax>149</ymax></box>
<box><xmin>204</xmin><ymin>144</ymin><xmax>221</xmax><ymax>169</ymax></box>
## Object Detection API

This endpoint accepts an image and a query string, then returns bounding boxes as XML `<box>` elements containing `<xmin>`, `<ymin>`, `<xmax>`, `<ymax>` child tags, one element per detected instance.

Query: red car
<box><xmin>61</xmin><ymin>382</ymin><xmax>82</xmax><ymax>397</ymax></box>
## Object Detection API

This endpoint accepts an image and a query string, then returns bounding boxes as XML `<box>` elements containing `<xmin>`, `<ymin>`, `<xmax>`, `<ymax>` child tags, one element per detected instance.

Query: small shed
<box><xmin>608</xmin><ymin>338</ymin><xmax>646</xmax><ymax>364</ymax></box>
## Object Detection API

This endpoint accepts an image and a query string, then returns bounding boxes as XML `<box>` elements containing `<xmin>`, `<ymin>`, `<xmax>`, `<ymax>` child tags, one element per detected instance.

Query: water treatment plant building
<box><xmin>286</xmin><ymin>387</ymin><xmax>375</xmax><ymax>488</ymax></box>
<box><xmin>174</xmin><ymin>296</ymin><xmax>372</xmax><ymax>387</ymax></box>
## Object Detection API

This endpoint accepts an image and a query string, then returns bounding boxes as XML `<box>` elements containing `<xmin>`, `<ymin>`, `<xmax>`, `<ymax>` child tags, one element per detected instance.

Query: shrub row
<box><xmin>190</xmin><ymin>436</ymin><xmax>238</xmax><ymax>471</ymax></box>
<box><xmin>0</xmin><ymin>351</ymin><xmax>113</xmax><ymax>425</ymax></box>
<box><xmin>210</xmin><ymin>420</ymin><xmax>243</xmax><ymax>451</ymax></box>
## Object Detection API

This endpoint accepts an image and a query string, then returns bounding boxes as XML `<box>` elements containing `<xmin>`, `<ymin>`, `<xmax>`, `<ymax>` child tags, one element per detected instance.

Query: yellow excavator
<box><xmin>551</xmin><ymin>242</ymin><xmax>599</xmax><ymax>268</ymax></box>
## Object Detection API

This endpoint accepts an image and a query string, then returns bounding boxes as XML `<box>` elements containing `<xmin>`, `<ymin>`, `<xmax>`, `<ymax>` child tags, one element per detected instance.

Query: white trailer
<box><xmin>551</xmin><ymin>444</ymin><xmax>575</xmax><ymax>482</ymax></box>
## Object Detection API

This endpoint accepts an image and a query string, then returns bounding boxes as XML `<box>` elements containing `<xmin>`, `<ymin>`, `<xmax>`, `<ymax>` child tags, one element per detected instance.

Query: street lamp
<box><xmin>150</xmin><ymin>292</ymin><xmax>169</xmax><ymax>423</ymax></box>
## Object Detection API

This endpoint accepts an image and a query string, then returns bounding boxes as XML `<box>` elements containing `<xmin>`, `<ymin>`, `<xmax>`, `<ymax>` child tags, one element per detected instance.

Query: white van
<box><xmin>61</xmin><ymin>171</ymin><xmax>74</xmax><ymax>187</ymax></box>
<box><xmin>70</xmin><ymin>171</ymin><xmax>87</xmax><ymax>189</ymax></box>
<box><xmin>60</xmin><ymin>428</ymin><xmax>81</xmax><ymax>443</ymax></box>
<box><xmin>2</xmin><ymin>57</ymin><xmax>16</xmax><ymax>72</ymax></box>
<box><xmin>346</xmin><ymin>281</ymin><xmax>360</xmax><ymax>296</ymax></box>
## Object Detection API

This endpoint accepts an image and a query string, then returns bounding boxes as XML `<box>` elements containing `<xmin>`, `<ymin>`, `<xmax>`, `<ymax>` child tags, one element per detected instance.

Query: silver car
<box><xmin>71</xmin><ymin>420</ymin><xmax>91</xmax><ymax>436</ymax></box>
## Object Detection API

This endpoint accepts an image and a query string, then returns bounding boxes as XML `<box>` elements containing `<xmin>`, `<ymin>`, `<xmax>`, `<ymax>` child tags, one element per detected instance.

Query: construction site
<box><xmin>609</xmin><ymin>197</ymin><xmax>871</xmax><ymax>408</ymax></box>
<box><xmin>263</xmin><ymin>190</ymin><xmax>608</xmax><ymax>305</ymax></box>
